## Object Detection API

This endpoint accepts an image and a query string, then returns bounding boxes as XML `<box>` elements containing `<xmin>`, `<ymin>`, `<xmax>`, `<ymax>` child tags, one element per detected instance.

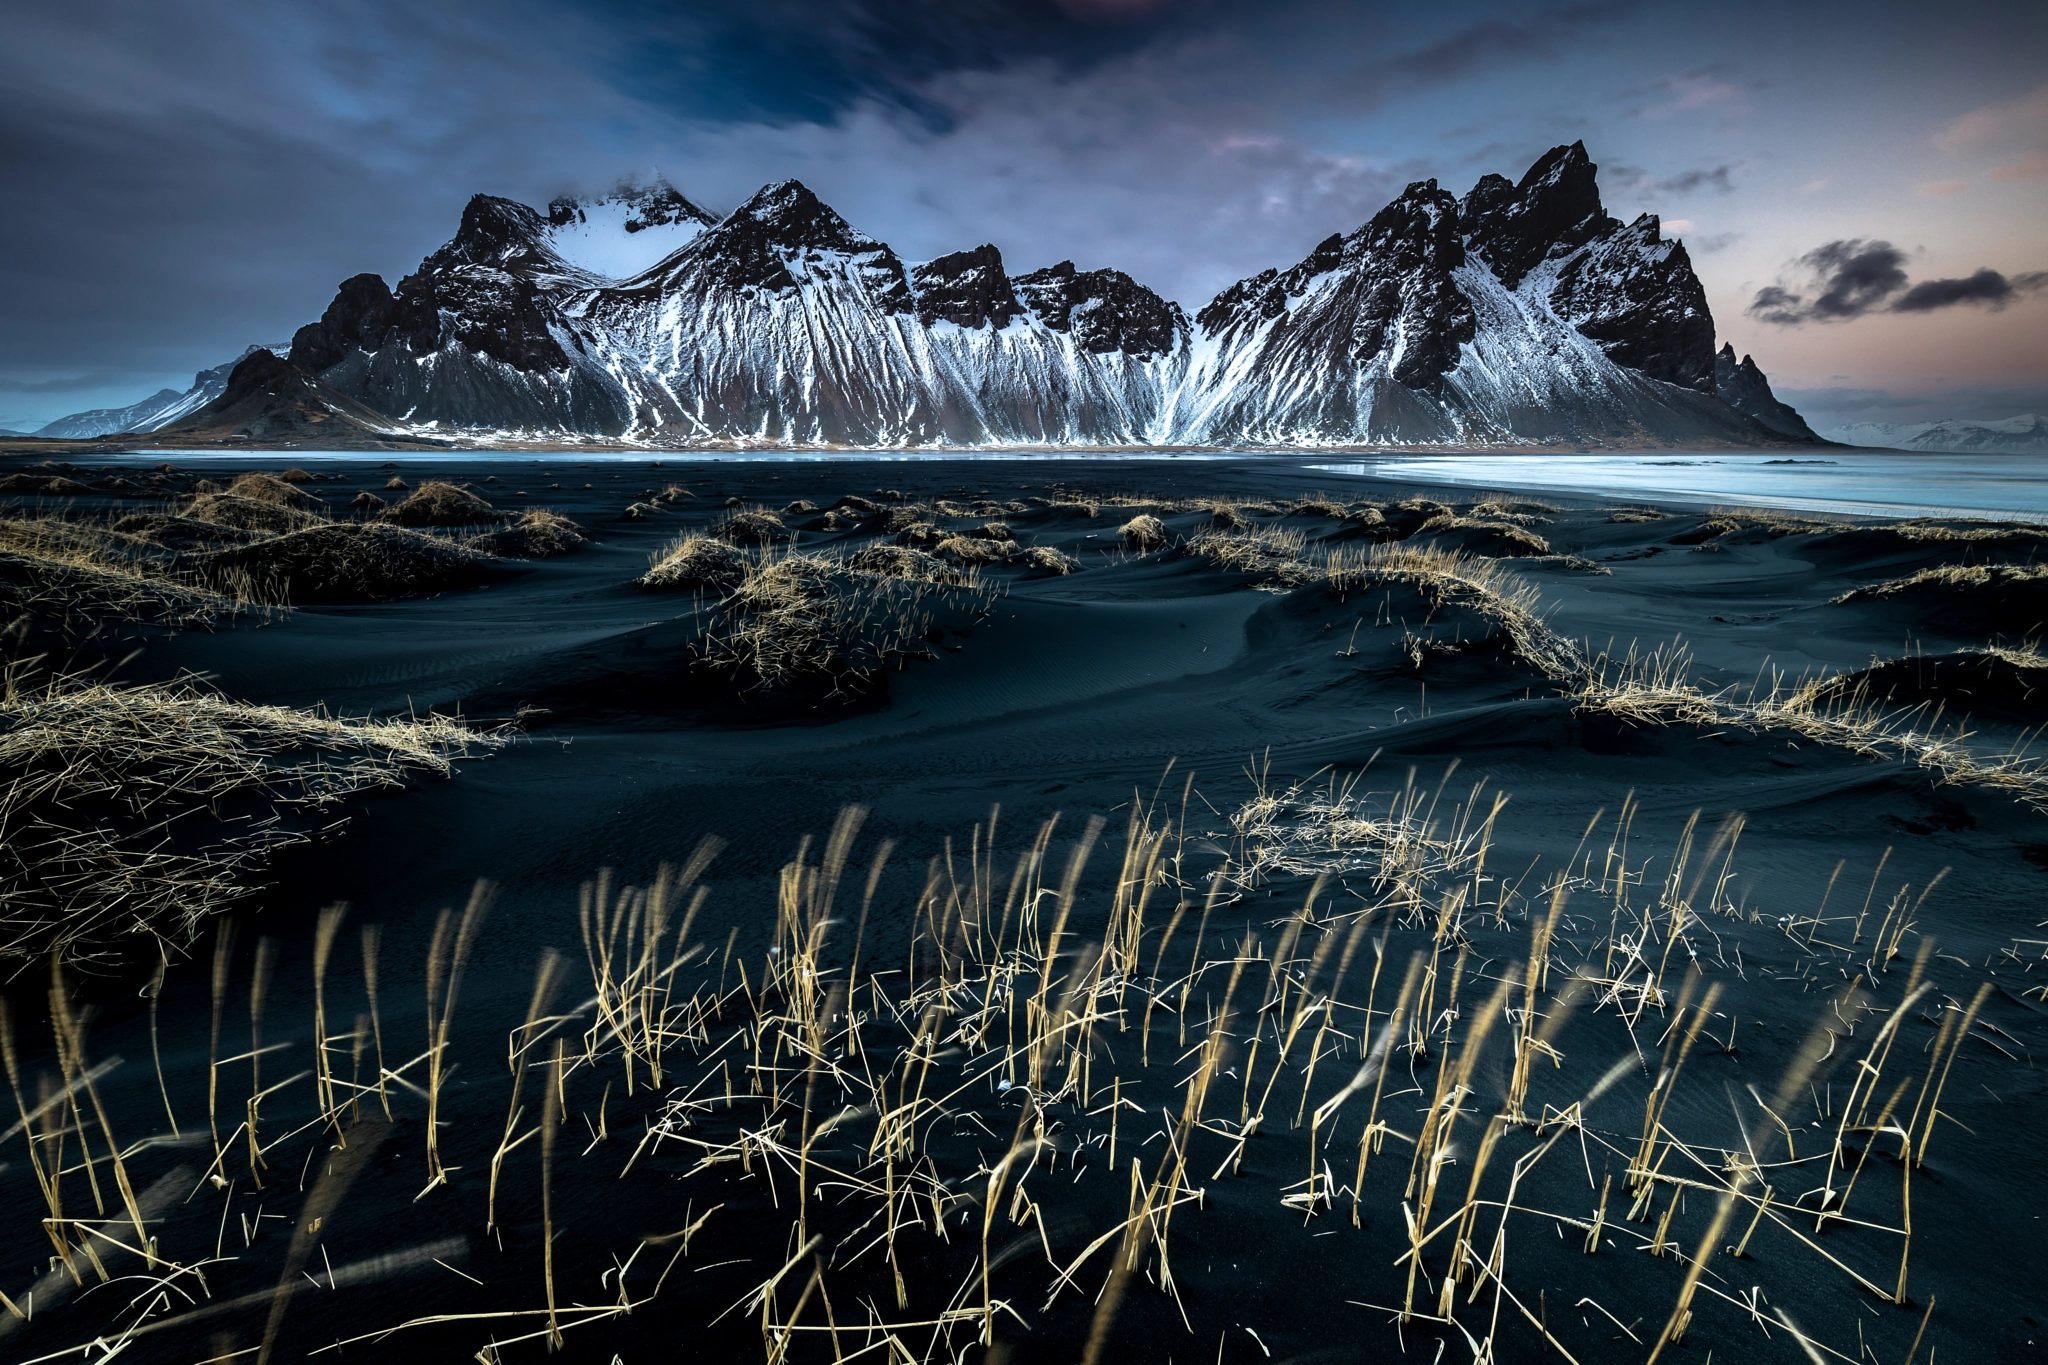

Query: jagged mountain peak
<box><xmin>1010</xmin><ymin>262</ymin><xmax>1184</xmax><ymax>358</ymax></box>
<box><xmin>910</xmin><ymin>245</ymin><xmax>1021</xmax><ymax>330</ymax></box>
<box><xmin>1462</xmin><ymin>141</ymin><xmax>1618</xmax><ymax>289</ymax></box>
<box><xmin>720</xmin><ymin>180</ymin><xmax>874</xmax><ymax>253</ymax></box>
<box><xmin>425</xmin><ymin>195</ymin><xmax>561</xmax><ymax>274</ymax></box>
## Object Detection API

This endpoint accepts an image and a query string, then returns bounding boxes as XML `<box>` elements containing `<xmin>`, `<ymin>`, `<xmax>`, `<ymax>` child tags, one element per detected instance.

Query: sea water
<box><xmin>1309</xmin><ymin>452</ymin><xmax>2048</xmax><ymax>522</ymax></box>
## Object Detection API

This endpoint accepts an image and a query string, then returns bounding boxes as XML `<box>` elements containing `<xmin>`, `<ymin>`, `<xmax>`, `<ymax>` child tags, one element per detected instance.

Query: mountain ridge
<box><xmin>45</xmin><ymin>145</ymin><xmax>1825</xmax><ymax>449</ymax></box>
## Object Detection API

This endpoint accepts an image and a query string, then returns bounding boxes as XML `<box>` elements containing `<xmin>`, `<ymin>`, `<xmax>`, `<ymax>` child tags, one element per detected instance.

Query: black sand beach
<box><xmin>2</xmin><ymin>452</ymin><xmax>2044</xmax><ymax>1363</ymax></box>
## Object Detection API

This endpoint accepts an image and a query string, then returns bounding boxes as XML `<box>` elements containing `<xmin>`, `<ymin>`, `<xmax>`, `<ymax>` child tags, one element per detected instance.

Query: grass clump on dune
<box><xmin>1833</xmin><ymin>561</ymin><xmax>2048</xmax><ymax>604</ymax></box>
<box><xmin>641</xmin><ymin>534</ymin><xmax>749</xmax><ymax>592</ymax></box>
<box><xmin>379</xmin><ymin>481</ymin><xmax>501</xmax><ymax>528</ymax></box>
<box><xmin>0</xmin><ymin>512</ymin><xmax>266</xmax><ymax>625</ymax></box>
<box><xmin>0</xmin><ymin>674</ymin><xmax>503</xmax><ymax>966</ymax></box>
<box><xmin>201</xmin><ymin>523</ymin><xmax>519</xmax><ymax>604</ymax></box>
<box><xmin>1415</xmin><ymin>513</ymin><xmax>1552</xmax><ymax>557</ymax></box>
<box><xmin>1120</xmin><ymin>513</ymin><xmax>1167</xmax><ymax>550</ymax></box>
<box><xmin>1573</xmin><ymin>640</ymin><xmax>2048</xmax><ymax>808</ymax></box>
<box><xmin>466</xmin><ymin>509</ymin><xmax>586</xmax><ymax>558</ymax></box>
<box><xmin>184</xmin><ymin>492</ymin><xmax>323</xmax><ymax>536</ymax></box>
<box><xmin>844</xmin><ymin>543</ymin><xmax>970</xmax><ymax>583</ymax></box>
<box><xmin>698</xmin><ymin>548</ymin><xmax>993</xmax><ymax>690</ymax></box>
<box><xmin>1187</xmin><ymin>523</ymin><xmax>1312</xmax><ymax>585</ymax></box>
<box><xmin>717</xmin><ymin>505</ymin><xmax>786</xmax><ymax>544</ymax></box>
<box><xmin>223</xmin><ymin>471</ymin><xmax>326</xmax><ymax>512</ymax></box>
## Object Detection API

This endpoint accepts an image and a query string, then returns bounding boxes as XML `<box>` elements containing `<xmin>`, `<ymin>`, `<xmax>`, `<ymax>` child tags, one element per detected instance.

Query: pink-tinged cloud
<box><xmin>1917</xmin><ymin>181</ymin><xmax>1968</xmax><ymax>196</ymax></box>
<box><xmin>1933</xmin><ymin>82</ymin><xmax>2048</xmax><ymax>152</ymax></box>
<box><xmin>1663</xmin><ymin>217</ymin><xmax>1694</xmax><ymax>231</ymax></box>
<box><xmin>1992</xmin><ymin>149</ymin><xmax>2048</xmax><ymax>181</ymax></box>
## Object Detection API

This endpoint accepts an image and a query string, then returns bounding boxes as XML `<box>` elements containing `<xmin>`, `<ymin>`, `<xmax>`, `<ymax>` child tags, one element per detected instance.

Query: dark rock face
<box><xmin>910</xmin><ymin>245</ymin><xmax>1022</xmax><ymax>329</ymax></box>
<box><xmin>1715</xmin><ymin>344</ymin><xmax>1821</xmax><ymax>441</ymax></box>
<box><xmin>1010</xmin><ymin>260</ymin><xmax>1184</xmax><ymax>358</ymax></box>
<box><xmin>684</xmin><ymin>181</ymin><xmax>912</xmax><ymax>311</ymax></box>
<box><xmin>1194</xmin><ymin>180</ymin><xmax>1474</xmax><ymax>394</ymax></box>
<box><xmin>1460</xmin><ymin>141</ymin><xmax>1617</xmax><ymax>290</ymax></box>
<box><xmin>290</xmin><ymin>274</ymin><xmax>395</xmax><ymax>374</ymax></box>
<box><xmin>168</xmin><ymin>350</ymin><xmax>398</xmax><ymax>441</ymax></box>
<box><xmin>1549</xmin><ymin>216</ymin><xmax>1716</xmax><ymax>392</ymax></box>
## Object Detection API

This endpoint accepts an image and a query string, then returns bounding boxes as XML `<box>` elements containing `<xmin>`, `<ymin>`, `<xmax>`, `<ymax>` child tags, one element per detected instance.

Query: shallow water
<box><xmin>1310</xmin><ymin>450</ymin><xmax>2048</xmax><ymax>521</ymax></box>
<box><xmin>128</xmin><ymin>446</ymin><xmax>2048</xmax><ymax>521</ymax></box>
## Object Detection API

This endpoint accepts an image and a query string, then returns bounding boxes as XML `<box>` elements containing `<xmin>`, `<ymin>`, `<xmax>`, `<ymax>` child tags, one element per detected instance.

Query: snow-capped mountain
<box><xmin>1825</xmin><ymin>415</ymin><xmax>2048</xmax><ymax>455</ymax></box>
<box><xmin>34</xmin><ymin>345</ymin><xmax>286</xmax><ymax>439</ymax></box>
<box><xmin>177</xmin><ymin>144</ymin><xmax>1822</xmax><ymax>447</ymax></box>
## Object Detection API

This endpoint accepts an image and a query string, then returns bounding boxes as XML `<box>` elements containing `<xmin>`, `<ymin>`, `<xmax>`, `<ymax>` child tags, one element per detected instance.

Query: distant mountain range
<box><xmin>31</xmin><ymin>346</ymin><xmax>285</xmax><ymax>439</ymax></box>
<box><xmin>32</xmin><ymin>153</ymin><xmax>1822</xmax><ymax>448</ymax></box>
<box><xmin>1824</xmin><ymin>415</ymin><xmax>2048</xmax><ymax>455</ymax></box>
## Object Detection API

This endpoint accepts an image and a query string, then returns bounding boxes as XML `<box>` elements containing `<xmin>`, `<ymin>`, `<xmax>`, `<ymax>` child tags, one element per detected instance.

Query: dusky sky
<box><xmin>2</xmin><ymin>0</ymin><xmax>2042</xmax><ymax>432</ymax></box>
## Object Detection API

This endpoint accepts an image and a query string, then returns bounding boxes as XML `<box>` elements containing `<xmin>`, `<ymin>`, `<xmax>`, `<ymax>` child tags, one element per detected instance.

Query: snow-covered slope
<box><xmin>35</xmin><ymin>345</ymin><xmax>285</xmax><ymax>438</ymax></box>
<box><xmin>1825</xmin><ymin>415</ymin><xmax>2048</xmax><ymax>455</ymax></box>
<box><xmin>543</xmin><ymin>177</ymin><xmax>716</xmax><ymax>281</ymax></box>
<box><xmin>274</xmin><ymin>145</ymin><xmax>1814</xmax><ymax>447</ymax></box>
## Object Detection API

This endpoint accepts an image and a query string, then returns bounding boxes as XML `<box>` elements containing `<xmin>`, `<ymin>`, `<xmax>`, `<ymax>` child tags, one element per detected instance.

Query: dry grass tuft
<box><xmin>0</xmin><ymin>512</ymin><xmax>265</xmax><ymax>625</ymax></box>
<box><xmin>0</xmin><ymin>675</ymin><xmax>503</xmax><ymax>966</ymax></box>
<box><xmin>935</xmin><ymin>534</ymin><xmax>1011</xmax><ymax>566</ymax></box>
<box><xmin>977</xmin><ymin>520</ymin><xmax>1015</xmax><ymax>542</ymax></box>
<box><xmin>467</xmin><ymin>509</ymin><xmax>587</xmax><ymax>559</ymax></box>
<box><xmin>201</xmin><ymin>523</ymin><xmax>517</xmax><ymax>604</ymax></box>
<box><xmin>1574</xmin><ymin>640</ymin><xmax>2048</xmax><ymax>808</ymax></box>
<box><xmin>1609</xmin><ymin>507</ymin><xmax>1665</xmax><ymax>523</ymax></box>
<box><xmin>224</xmin><ymin>472</ymin><xmax>325</xmax><ymax>513</ymax></box>
<box><xmin>1120</xmin><ymin>513</ymin><xmax>1168</xmax><ymax>551</ymax></box>
<box><xmin>844</xmin><ymin>543</ymin><xmax>971</xmax><ymax>584</ymax></box>
<box><xmin>641</xmin><ymin>535</ymin><xmax>748</xmax><ymax>592</ymax></box>
<box><xmin>697</xmin><ymin>548</ymin><xmax>991</xmax><ymax>690</ymax></box>
<box><xmin>379</xmin><ymin>482</ymin><xmax>501</xmax><ymax>528</ymax></box>
<box><xmin>186</xmin><ymin>493</ymin><xmax>324</xmax><ymax>536</ymax></box>
<box><xmin>1187</xmin><ymin>524</ymin><xmax>1313</xmax><ymax>585</ymax></box>
<box><xmin>717</xmin><ymin>505</ymin><xmax>786</xmax><ymax>544</ymax></box>
<box><xmin>1018</xmin><ymin>544</ymin><xmax>1080</xmax><ymax>576</ymax></box>
<box><xmin>1833</xmin><ymin>561</ymin><xmax>2048</xmax><ymax>604</ymax></box>
<box><xmin>1326</xmin><ymin>542</ymin><xmax>1584</xmax><ymax>679</ymax></box>
<box><xmin>1416</xmin><ymin>514</ymin><xmax>1553</xmax><ymax>557</ymax></box>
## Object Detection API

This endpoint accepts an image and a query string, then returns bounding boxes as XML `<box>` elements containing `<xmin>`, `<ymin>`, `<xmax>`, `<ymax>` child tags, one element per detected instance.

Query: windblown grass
<box><xmin>642</xmin><ymin>535</ymin><xmax>749</xmax><ymax>592</ymax></box>
<box><xmin>695</xmin><ymin>548</ymin><xmax>993</xmax><ymax>691</ymax></box>
<box><xmin>201</xmin><ymin>523</ymin><xmax>517</xmax><ymax>604</ymax></box>
<box><xmin>0</xmin><ymin>783</ymin><xmax>2003</xmax><ymax>1363</ymax></box>
<box><xmin>379</xmin><ymin>482</ymin><xmax>501</xmax><ymax>528</ymax></box>
<box><xmin>0</xmin><ymin>512</ymin><xmax>270</xmax><ymax>625</ymax></box>
<box><xmin>466</xmin><ymin>509</ymin><xmax>587</xmax><ymax>558</ymax></box>
<box><xmin>0</xmin><ymin>675</ymin><xmax>504</xmax><ymax>967</ymax></box>
<box><xmin>1573</xmin><ymin>640</ymin><xmax>2048</xmax><ymax>808</ymax></box>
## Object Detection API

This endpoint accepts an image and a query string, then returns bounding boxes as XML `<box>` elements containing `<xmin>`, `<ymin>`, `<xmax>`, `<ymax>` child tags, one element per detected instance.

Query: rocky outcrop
<box><xmin>911</xmin><ymin>246</ymin><xmax>1023</xmax><ymax>330</ymax></box>
<box><xmin>1714</xmin><ymin>345</ymin><xmax>1821</xmax><ymax>441</ymax></box>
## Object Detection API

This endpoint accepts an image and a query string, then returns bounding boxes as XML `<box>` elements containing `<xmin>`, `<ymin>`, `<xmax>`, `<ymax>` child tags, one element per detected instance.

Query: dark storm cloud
<box><xmin>3</xmin><ymin>0</ymin><xmax>1660</xmax><ymax>425</ymax></box>
<box><xmin>1891</xmin><ymin>268</ymin><xmax>2048</xmax><ymax>312</ymax></box>
<box><xmin>1752</xmin><ymin>239</ymin><xmax>2047</xmax><ymax>324</ymax></box>
<box><xmin>1748</xmin><ymin>239</ymin><xmax>1910</xmax><ymax>324</ymax></box>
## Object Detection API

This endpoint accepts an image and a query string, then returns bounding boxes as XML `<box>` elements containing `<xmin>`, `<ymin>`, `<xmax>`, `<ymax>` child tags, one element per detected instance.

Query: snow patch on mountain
<box><xmin>544</xmin><ymin>178</ymin><xmax>716</xmax><ymax>281</ymax></box>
